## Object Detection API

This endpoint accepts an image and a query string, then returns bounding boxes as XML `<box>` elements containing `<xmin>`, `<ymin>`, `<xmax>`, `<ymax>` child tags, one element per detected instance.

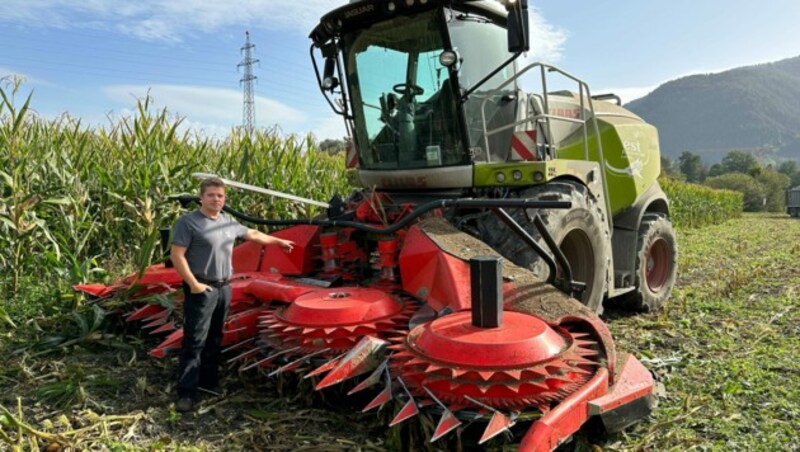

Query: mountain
<box><xmin>625</xmin><ymin>56</ymin><xmax>800</xmax><ymax>164</ymax></box>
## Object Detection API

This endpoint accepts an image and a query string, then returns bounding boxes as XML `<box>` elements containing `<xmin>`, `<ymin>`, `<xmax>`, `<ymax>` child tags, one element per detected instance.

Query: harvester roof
<box><xmin>310</xmin><ymin>0</ymin><xmax>509</xmax><ymax>45</ymax></box>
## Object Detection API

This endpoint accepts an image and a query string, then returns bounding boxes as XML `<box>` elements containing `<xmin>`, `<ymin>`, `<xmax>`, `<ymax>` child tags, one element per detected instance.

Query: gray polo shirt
<box><xmin>171</xmin><ymin>210</ymin><xmax>249</xmax><ymax>281</ymax></box>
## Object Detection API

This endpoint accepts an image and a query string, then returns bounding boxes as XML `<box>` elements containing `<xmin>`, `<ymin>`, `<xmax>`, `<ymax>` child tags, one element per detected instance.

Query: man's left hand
<box><xmin>280</xmin><ymin>239</ymin><xmax>295</xmax><ymax>253</ymax></box>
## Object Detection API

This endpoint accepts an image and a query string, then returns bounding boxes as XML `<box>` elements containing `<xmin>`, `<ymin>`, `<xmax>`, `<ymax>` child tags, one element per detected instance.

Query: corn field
<box><xmin>0</xmin><ymin>79</ymin><xmax>350</xmax><ymax>302</ymax></box>
<box><xmin>660</xmin><ymin>176</ymin><xmax>743</xmax><ymax>228</ymax></box>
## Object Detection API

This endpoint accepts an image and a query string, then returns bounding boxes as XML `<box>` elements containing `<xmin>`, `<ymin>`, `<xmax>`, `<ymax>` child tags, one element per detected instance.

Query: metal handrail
<box><xmin>477</xmin><ymin>62</ymin><xmax>613</xmax><ymax>232</ymax></box>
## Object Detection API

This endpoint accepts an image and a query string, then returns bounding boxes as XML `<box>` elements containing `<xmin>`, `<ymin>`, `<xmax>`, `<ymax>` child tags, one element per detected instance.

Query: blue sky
<box><xmin>1</xmin><ymin>0</ymin><xmax>799</xmax><ymax>140</ymax></box>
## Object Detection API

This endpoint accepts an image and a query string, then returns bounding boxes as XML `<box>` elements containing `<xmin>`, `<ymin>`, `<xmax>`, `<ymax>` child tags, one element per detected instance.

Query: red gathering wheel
<box><xmin>259</xmin><ymin>288</ymin><xmax>413</xmax><ymax>355</ymax></box>
<box><xmin>390</xmin><ymin>311</ymin><xmax>601</xmax><ymax>410</ymax></box>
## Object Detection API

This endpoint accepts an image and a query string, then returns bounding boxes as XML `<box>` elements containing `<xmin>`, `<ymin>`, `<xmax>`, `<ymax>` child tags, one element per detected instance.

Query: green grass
<box><xmin>605</xmin><ymin>213</ymin><xmax>800</xmax><ymax>450</ymax></box>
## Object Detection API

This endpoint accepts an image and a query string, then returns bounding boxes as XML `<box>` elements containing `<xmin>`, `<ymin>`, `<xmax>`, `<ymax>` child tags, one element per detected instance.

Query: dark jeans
<box><xmin>177</xmin><ymin>283</ymin><xmax>231</xmax><ymax>398</ymax></box>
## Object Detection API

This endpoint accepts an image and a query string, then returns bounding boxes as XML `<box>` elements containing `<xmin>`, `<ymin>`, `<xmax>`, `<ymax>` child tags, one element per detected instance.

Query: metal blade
<box><xmin>431</xmin><ymin>410</ymin><xmax>461</xmax><ymax>442</ymax></box>
<box><xmin>148</xmin><ymin>346</ymin><xmax>178</xmax><ymax>358</ymax></box>
<box><xmin>223</xmin><ymin>326</ymin><xmax>247</xmax><ymax>335</ymax></box>
<box><xmin>362</xmin><ymin>387</ymin><xmax>391</xmax><ymax>413</ymax></box>
<box><xmin>304</xmin><ymin>355</ymin><xmax>343</xmax><ymax>379</ymax></box>
<box><xmin>142</xmin><ymin>316</ymin><xmax>169</xmax><ymax>329</ymax></box>
<box><xmin>226</xmin><ymin>345</ymin><xmax>265</xmax><ymax>364</ymax></box>
<box><xmin>268</xmin><ymin>348</ymin><xmax>330</xmax><ymax>377</ymax></box>
<box><xmin>241</xmin><ymin>346</ymin><xmax>300</xmax><ymax>371</ymax></box>
<box><xmin>362</xmin><ymin>368</ymin><xmax>393</xmax><ymax>412</ymax></box>
<box><xmin>347</xmin><ymin>361</ymin><xmax>388</xmax><ymax>396</ymax></box>
<box><xmin>221</xmin><ymin>336</ymin><xmax>256</xmax><ymax>353</ymax></box>
<box><xmin>150</xmin><ymin>330</ymin><xmax>184</xmax><ymax>358</ymax></box>
<box><xmin>422</xmin><ymin>386</ymin><xmax>463</xmax><ymax>442</ymax></box>
<box><xmin>315</xmin><ymin>336</ymin><xmax>388</xmax><ymax>390</ymax></box>
<box><xmin>389</xmin><ymin>398</ymin><xmax>419</xmax><ymax>427</ymax></box>
<box><xmin>125</xmin><ymin>304</ymin><xmax>164</xmax><ymax>322</ymax></box>
<box><xmin>478</xmin><ymin>411</ymin><xmax>515</xmax><ymax>445</ymax></box>
<box><xmin>388</xmin><ymin>377</ymin><xmax>420</xmax><ymax>426</ymax></box>
<box><xmin>150</xmin><ymin>320</ymin><xmax>176</xmax><ymax>335</ymax></box>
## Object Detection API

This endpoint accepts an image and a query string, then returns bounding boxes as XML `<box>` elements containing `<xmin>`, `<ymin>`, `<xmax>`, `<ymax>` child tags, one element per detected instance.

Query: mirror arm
<box><xmin>460</xmin><ymin>52</ymin><xmax>521</xmax><ymax>102</ymax></box>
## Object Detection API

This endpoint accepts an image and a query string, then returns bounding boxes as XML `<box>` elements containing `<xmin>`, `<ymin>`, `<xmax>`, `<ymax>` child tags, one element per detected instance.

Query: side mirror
<box><xmin>507</xmin><ymin>0</ymin><xmax>530</xmax><ymax>53</ymax></box>
<box><xmin>322</xmin><ymin>57</ymin><xmax>340</xmax><ymax>91</ymax></box>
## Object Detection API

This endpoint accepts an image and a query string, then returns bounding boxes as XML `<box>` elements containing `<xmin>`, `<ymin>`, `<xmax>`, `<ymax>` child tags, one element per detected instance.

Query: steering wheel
<box><xmin>393</xmin><ymin>83</ymin><xmax>425</xmax><ymax>97</ymax></box>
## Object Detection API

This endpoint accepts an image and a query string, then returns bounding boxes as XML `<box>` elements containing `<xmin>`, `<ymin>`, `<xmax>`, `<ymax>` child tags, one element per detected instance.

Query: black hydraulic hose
<box><xmin>493</xmin><ymin>208</ymin><xmax>557</xmax><ymax>285</ymax></box>
<box><xmin>532</xmin><ymin>214</ymin><xmax>574</xmax><ymax>291</ymax></box>
<box><xmin>171</xmin><ymin>195</ymin><xmax>571</xmax><ymax>235</ymax></box>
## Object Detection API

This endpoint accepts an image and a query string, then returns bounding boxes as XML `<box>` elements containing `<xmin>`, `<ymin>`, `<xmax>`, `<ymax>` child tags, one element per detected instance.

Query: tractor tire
<box><xmin>619</xmin><ymin>213</ymin><xmax>678</xmax><ymax>312</ymax></box>
<box><xmin>477</xmin><ymin>180</ymin><xmax>610</xmax><ymax>313</ymax></box>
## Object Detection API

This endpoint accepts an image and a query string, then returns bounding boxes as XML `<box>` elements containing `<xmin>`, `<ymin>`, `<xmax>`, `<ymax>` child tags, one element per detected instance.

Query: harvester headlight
<box><xmin>533</xmin><ymin>171</ymin><xmax>544</xmax><ymax>182</ymax></box>
<box><xmin>420</xmin><ymin>0</ymin><xmax>428</xmax><ymax>3</ymax></box>
<box><xmin>322</xmin><ymin>77</ymin><xmax>339</xmax><ymax>91</ymax></box>
<box><xmin>495</xmin><ymin>172</ymin><xmax>506</xmax><ymax>183</ymax></box>
<box><xmin>387</xmin><ymin>2</ymin><xmax>396</xmax><ymax>11</ymax></box>
<box><xmin>405</xmin><ymin>0</ymin><xmax>414</xmax><ymax>6</ymax></box>
<box><xmin>438</xmin><ymin>50</ymin><xmax>459</xmax><ymax>68</ymax></box>
<box><xmin>512</xmin><ymin>170</ymin><xmax>523</xmax><ymax>181</ymax></box>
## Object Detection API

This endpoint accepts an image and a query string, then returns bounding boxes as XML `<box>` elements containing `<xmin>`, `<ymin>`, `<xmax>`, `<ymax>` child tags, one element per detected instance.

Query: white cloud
<box><xmin>309</xmin><ymin>114</ymin><xmax>348</xmax><ymax>141</ymax></box>
<box><xmin>103</xmin><ymin>84</ymin><xmax>305</xmax><ymax>127</ymax></box>
<box><xmin>0</xmin><ymin>0</ymin><xmax>342</xmax><ymax>41</ymax></box>
<box><xmin>176</xmin><ymin>117</ymin><xmax>237</xmax><ymax>140</ymax></box>
<box><xmin>0</xmin><ymin>0</ymin><xmax>567</xmax><ymax>58</ymax></box>
<box><xmin>528</xmin><ymin>6</ymin><xmax>569</xmax><ymax>63</ymax></box>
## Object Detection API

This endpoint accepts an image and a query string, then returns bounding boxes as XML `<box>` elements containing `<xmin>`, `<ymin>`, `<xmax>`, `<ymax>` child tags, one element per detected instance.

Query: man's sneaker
<box><xmin>176</xmin><ymin>397</ymin><xmax>194</xmax><ymax>413</ymax></box>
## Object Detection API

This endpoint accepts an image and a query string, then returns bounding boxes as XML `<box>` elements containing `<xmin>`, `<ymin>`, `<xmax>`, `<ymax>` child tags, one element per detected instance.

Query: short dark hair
<box><xmin>200</xmin><ymin>177</ymin><xmax>226</xmax><ymax>195</ymax></box>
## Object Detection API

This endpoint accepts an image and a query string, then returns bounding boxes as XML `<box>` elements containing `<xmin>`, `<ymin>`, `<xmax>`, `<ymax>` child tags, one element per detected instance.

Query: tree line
<box><xmin>662</xmin><ymin>151</ymin><xmax>800</xmax><ymax>212</ymax></box>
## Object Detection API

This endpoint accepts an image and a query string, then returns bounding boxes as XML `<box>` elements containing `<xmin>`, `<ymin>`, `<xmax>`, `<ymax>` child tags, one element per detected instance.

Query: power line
<box><xmin>0</xmin><ymin>53</ymin><xmax>236</xmax><ymax>86</ymax></box>
<box><xmin>238</xmin><ymin>31</ymin><xmax>259</xmax><ymax>137</ymax></box>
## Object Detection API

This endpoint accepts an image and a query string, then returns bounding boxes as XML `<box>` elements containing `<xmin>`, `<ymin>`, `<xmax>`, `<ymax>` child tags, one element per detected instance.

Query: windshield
<box><xmin>343</xmin><ymin>10</ymin><xmax>468</xmax><ymax>170</ymax></box>
<box><xmin>448</xmin><ymin>11</ymin><xmax>518</xmax><ymax>162</ymax></box>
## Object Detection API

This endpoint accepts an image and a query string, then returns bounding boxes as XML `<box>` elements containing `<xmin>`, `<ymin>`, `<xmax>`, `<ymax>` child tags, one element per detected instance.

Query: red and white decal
<box><xmin>510</xmin><ymin>130</ymin><xmax>539</xmax><ymax>161</ymax></box>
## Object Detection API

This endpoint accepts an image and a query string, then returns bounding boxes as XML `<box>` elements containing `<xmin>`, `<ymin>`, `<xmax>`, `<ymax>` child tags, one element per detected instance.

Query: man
<box><xmin>170</xmin><ymin>177</ymin><xmax>294</xmax><ymax>413</ymax></box>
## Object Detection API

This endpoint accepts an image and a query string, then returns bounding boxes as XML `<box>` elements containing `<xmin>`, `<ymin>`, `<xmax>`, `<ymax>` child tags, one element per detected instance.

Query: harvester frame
<box><xmin>310</xmin><ymin>0</ymin><xmax>677</xmax><ymax>312</ymax></box>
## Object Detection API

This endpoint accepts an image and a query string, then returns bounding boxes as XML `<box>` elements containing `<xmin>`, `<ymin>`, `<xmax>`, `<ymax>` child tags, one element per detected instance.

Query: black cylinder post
<box><xmin>470</xmin><ymin>256</ymin><xmax>503</xmax><ymax>328</ymax></box>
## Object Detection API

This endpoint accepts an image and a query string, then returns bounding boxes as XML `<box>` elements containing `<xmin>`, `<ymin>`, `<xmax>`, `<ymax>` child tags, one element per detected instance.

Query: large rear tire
<box><xmin>620</xmin><ymin>213</ymin><xmax>678</xmax><ymax>312</ymax></box>
<box><xmin>477</xmin><ymin>181</ymin><xmax>610</xmax><ymax>313</ymax></box>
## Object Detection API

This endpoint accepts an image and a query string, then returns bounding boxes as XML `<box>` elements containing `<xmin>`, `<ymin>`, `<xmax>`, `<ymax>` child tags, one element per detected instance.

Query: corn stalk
<box><xmin>0</xmin><ymin>81</ymin><xmax>350</xmax><ymax>300</ymax></box>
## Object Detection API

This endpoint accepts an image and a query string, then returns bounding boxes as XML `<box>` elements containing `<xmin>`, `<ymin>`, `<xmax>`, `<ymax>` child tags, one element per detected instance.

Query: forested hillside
<box><xmin>627</xmin><ymin>56</ymin><xmax>800</xmax><ymax>163</ymax></box>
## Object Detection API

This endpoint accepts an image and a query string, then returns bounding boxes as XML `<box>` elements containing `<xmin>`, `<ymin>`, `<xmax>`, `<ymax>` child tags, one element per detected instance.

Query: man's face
<box><xmin>200</xmin><ymin>186</ymin><xmax>226</xmax><ymax>213</ymax></box>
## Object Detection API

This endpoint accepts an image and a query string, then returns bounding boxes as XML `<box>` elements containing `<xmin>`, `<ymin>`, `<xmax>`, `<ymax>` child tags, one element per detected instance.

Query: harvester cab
<box><xmin>75</xmin><ymin>1</ymin><xmax>678</xmax><ymax>450</ymax></box>
<box><xmin>313</xmin><ymin>0</ymin><xmax>527</xmax><ymax>177</ymax></box>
